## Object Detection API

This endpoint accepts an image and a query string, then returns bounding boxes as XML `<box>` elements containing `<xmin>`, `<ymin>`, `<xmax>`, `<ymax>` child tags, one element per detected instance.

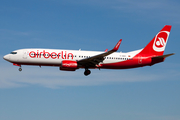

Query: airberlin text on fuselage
<box><xmin>29</xmin><ymin>50</ymin><xmax>74</xmax><ymax>59</ymax></box>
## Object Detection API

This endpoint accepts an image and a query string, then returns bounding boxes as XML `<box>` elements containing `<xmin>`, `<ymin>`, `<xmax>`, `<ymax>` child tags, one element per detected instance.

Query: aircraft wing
<box><xmin>77</xmin><ymin>39</ymin><xmax>122</xmax><ymax>68</ymax></box>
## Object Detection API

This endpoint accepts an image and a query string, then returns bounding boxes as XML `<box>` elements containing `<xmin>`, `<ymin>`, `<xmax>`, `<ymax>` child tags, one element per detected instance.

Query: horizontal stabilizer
<box><xmin>150</xmin><ymin>53</ymin><xmax>174</xmax><ymax>65</ymax></box>
<box><xmin>152</xmin><ymin>53</ymin><xmax>175</xmax><ymax>59</ymax></box>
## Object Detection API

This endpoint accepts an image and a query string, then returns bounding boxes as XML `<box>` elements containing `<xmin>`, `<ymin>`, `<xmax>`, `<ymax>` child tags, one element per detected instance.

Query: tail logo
<box><xmin>156</xmin><ymin>37</ymin><xmax>165</xmax><ymax>46</ymax></box>
<box><xmin>153</xmin><ymin>31</ymin><xmax>169</xmax><ymax>52</ymax></box>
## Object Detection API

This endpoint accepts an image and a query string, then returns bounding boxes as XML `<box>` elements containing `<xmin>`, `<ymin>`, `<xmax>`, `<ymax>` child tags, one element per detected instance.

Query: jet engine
<box><xmin>60</xmin><ymin>60</ymin><xmax>78</xmax><ymax>71</ymax></box>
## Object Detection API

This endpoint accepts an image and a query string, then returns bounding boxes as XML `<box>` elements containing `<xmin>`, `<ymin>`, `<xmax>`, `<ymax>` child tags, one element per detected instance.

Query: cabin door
<box><xmin>138</xmin><ymin>56</ymin><xmax>142</xmax><ymax>64</ymax></box>
<box><xmin>23</xmin><ymin>51</ymin><xmax>27</xmax><ymax>59</ymax></box>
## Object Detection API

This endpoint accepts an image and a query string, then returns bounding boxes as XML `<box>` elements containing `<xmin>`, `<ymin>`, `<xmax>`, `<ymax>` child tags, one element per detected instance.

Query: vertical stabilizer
<box><xmin>138</xmin><ymin>25</ymin><xmax>171</xmax><ymax>56</ymax></box>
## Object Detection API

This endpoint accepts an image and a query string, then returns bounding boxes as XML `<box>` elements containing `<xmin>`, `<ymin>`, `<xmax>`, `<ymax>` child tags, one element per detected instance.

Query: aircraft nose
<box><xmin>3</xmin><ymin>54</ymin><xmax>10</xmax><ymax>61</ymax></box>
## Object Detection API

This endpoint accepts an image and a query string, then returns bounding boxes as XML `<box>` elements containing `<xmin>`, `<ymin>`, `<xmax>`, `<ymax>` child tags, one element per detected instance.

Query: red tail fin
<box><xmin>138</xmin><ymin>25</ymin><xmax>171</xmax><ymax>56</ymax></box>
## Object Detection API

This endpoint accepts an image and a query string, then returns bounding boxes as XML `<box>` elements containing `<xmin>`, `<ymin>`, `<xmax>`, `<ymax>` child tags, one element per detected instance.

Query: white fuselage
<box><xmin>4</xmin><ymin>48</ymin><xmax>142</xmax><ymax>67</ymax></box>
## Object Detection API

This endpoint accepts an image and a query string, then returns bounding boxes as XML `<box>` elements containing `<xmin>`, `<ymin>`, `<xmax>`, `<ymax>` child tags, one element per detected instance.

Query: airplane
<box><xmin>3</xmin><ymin>25</ymin><xmax>174</xmax><ymax>76</ymax></box>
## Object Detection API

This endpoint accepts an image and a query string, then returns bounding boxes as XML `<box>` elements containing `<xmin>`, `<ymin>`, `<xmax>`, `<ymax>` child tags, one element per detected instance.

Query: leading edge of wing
<box><xmin>77</xmin><ymin>39</ymin><xmax>122</xmax><ymax>67</ymax></box>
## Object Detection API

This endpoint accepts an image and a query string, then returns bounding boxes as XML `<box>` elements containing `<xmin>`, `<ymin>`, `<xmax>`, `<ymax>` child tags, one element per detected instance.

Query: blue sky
<box><xmin>0</xmin><ymin>0</ymin><xmax>180</xmax><ymax>120</ymax></box>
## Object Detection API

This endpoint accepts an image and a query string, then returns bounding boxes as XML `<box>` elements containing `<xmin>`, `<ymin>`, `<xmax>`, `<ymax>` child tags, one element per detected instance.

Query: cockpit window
<box><xmin>10</xmin><ymin>52</ymin><xmax>17</xmax><ymax>54</ymax></box>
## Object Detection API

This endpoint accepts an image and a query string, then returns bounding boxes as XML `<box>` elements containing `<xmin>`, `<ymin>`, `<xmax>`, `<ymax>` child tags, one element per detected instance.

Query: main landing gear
<box><xmin>84</xmin><ymin>68</ymin><xmax>91</xmax><ymax>76</ymax></box>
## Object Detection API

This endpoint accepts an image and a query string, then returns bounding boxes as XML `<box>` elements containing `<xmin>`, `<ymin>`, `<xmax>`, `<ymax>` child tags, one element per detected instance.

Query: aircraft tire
<box><xmin>84</xmin><ymin>69</ymin><xmax>91</xmax><ymax>76</ymax></box>
<box><xmin>19</xmin><ymin>68</ymin><xmax>22</xmax><ymax>71</ymax></box>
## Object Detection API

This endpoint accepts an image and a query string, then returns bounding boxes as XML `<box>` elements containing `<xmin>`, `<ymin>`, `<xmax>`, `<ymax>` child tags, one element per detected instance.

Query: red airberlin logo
<box><xmin>153</xmin><ymin>31</ymin><xmax>169</xmax><ymax>52</ymax></box>
<box><xmin>29</xmin><ymin>50</ymin><xmax>74</xmax><ymax>59</ymax></box>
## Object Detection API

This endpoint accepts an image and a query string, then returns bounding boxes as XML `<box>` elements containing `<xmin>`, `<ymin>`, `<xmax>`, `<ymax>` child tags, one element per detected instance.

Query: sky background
<box><xmin>0</xmin><ymin>0</ymin><xmax>180</xmax><ymax>120</ymax></box>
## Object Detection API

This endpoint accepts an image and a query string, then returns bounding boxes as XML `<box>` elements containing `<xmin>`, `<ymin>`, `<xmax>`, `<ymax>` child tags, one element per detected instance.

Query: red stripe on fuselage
<box><xmin>100</xmin><ymin>56</ymin><xmax>152</xmax><ymax>69</ymax></box>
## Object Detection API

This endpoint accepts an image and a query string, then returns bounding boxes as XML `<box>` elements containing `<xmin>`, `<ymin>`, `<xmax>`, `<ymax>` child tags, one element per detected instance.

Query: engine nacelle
<box><xmin>60</xmin><ymin>60</ymin><xmax>78</xmax><ymax>71</ymax></box>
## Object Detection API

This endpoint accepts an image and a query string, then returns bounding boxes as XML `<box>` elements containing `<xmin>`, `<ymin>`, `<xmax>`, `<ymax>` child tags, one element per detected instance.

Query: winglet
<box><xmin>112</xmin><ymin>39</ymin><xmax>122</xmax><ymax>51</ymax></box>
<box><xmin>104</xmin><ymin>49</ymin><xmax>108</xmax><ymax>52</ymax></box>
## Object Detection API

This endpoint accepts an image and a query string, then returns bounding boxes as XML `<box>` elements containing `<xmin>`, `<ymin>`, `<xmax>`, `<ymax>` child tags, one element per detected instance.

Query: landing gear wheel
<box><xmin>19</xmin><ymin>68</ymin><xmax>22</xmax><ymax>71</ymax></box>
<box><xmin>84</xmin><ymin>69</ymin><xmax>91</xmax><ymax>76</ymax></box>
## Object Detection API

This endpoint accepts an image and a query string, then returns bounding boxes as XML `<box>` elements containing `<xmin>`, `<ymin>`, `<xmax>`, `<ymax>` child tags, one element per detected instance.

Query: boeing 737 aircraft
<box><xmin>3</xmin><ymin>25</ymin><xmax>174</xmax><ymax>76</ymax></box>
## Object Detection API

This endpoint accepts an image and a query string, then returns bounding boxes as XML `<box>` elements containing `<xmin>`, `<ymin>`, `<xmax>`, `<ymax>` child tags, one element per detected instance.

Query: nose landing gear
<box><xmin>84</xmin><ymin>69</ymin><xmax>91</xmax><ymax>76</ymax></box>
<box><xmin>18</xmin><ymin>67</ymin><xmax>22</xmax><ymax>71</ymax></box>
<box><xmin>13</xmin><ymin>63</ymin><xmax>22</xmax><ymax>72</ymax></box>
